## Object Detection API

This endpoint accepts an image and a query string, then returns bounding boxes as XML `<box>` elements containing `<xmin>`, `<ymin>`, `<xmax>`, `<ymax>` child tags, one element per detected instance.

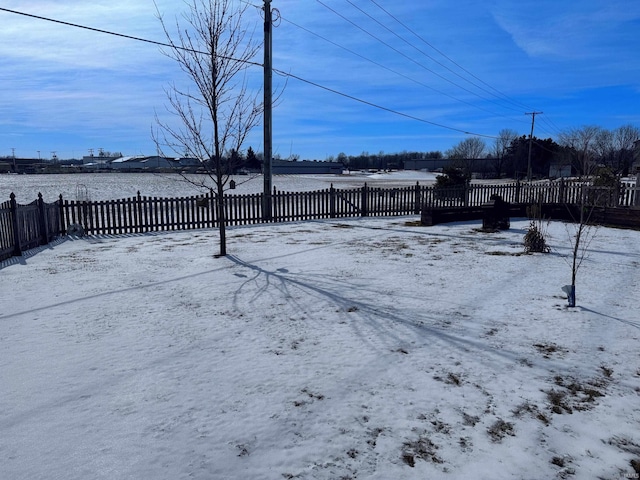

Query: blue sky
<box><xmin>0</xmin><ymin>0</ymin><xmax>639</xmax><ymax>160</ymax></box>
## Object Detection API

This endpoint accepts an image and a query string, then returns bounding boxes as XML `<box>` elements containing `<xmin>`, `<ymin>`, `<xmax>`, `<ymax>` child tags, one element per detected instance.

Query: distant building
<box><xmin>404</xmin><ymin>158</ymin><xmax>450</xmax><ymax>171</ymax></box>
<box><xmin>272</xmin><ymin>159</ymin><xmax>343</xmax><ymax>175</ymax></box>
<box><xmin>110</xmin><ymin>156</ymin><xmax>176</xmax><ymax>170</ymax></box>
<box><xmin>549</xmin><ymin>163</ymin><xmax>572</xmax><ymax>178</ymax></box>
<box><xmin>79</xmin><ymin>155</ymin><xmax>202</xmax><ymax>172</ymax></box>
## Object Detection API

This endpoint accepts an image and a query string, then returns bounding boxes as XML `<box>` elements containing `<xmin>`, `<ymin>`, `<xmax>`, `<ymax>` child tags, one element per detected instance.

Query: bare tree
<box><xmin>558</xmin><ymin>126</ymin><xmax>601</xmax><ymax>176</ymax></box>
<box><xmin>563</xmin><ymin>186</ymin><xmax>599</xmax><ymax>307</ymax></box>
<box><xmin>154</xmin><ymin>0</ymin><xmax>263</xmax><ymax>257</ymax></box>
<box><xmin>559</xmin><ymin>164</ymin><xmax>620</xmax><ymax>307</ymax></box>
<box><xmin>492</xmin><ymin>128</ymin><xmax>518</xmax><ymax>178</ymax></box>
<box><xmin>446</xmin><ymin>137</ymin><xmax>487</xmax><ymax>177</ymax></box>
<box><xmin>593</xmin><ymin>128</ymin><xmax>615</xmax><ymax>167</ymax></box>
<box><xmin>612</xmin><ymin>124</ymin><xmax>640</xmax><ymax>174</ymax></box>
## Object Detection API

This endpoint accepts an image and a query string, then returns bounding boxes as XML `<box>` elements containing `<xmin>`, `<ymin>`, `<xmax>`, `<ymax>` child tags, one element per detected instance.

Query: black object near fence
<box><xmin>2</xmin><ymin>179</ymin><xmax>639</xmax><ymax>261</ymax></box>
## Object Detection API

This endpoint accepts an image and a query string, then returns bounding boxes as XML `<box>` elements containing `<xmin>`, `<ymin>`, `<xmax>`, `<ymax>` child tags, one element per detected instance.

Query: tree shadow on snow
<box><xmin>226</xmin><ymin>254</ymin><xmax>527</xmax><ymax>370</ymax></box>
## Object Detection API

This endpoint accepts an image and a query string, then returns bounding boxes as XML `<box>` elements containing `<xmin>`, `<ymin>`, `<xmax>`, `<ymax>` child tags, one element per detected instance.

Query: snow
<box><xmin>0</xmin><ymin>171</ymin><xmax>440</xmax><ymax>203</ymax></box>
<box><xmin>1</xmin><ymin>216</ymin><xmax>640</xmax><ymax>479</ymax></box>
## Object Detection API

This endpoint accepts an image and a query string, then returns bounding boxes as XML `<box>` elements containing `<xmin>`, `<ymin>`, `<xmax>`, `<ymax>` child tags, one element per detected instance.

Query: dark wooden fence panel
<box><xmin>16</xmin><ymin>200</ymin><xmax>42</xmax><ymax>252</ymax></box>
<box><xmin>0</xmin><ymin>193</ymin><xmax>62</xmax><ymax>260</ymax></box>
<box><xmin>366</xmin><ymin>185</ymin><xmax>417</xmax><ymax>217</ymax></box>
<box><xmin>0</xmin><ymin>199</ymin><xmax>14</xmax><ymax>261</ymax></box>
<box><xmin>333</xmin><ymin>187</ymin><xmax>362</xmax><ymax>217</ymax></box>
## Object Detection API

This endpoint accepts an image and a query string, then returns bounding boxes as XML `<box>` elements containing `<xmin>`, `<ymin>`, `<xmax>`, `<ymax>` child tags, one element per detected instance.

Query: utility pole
<box><xmin>262</xmin><ymin>0</ymin><xmax>273</xmax><ymax>220</ymax></box>
<box><xmin>11</xmin><ymin>148</ymin><xmax>16</xmax><ymax>171</ymax></box>
<box><xmin>525</xmin><ymin>111</ymin><xmax>542</xmax><ymax>181</ymax></box>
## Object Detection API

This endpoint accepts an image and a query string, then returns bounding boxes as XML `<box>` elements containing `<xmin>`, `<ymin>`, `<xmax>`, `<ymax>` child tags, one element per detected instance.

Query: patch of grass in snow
<box><xmin>487</xmin><ymin>419</ymin><xmax>515</xmax><ymax>442</ymax></box>
<box><xmin>433</xmin><ymin>372</ymin><xmax>463</xmax><ymax>386</ymax></box>
<box><xmin>461</xmin><ymin>412</ymin><xmax>480</xmax><ymax>427</ymax></box>
<box><xmin>600</xmin><ymin>365</ymin><xmax>614</xmax><ymax>378</ymax></box>
<box><xmin>485</xmin><ymin>327</ymin><xmax>499</xmax><ymax>336</ymax></box>
<box><xmin>346</xmin><ymin>448</ymin><xmax>358</xmax><ymax>459</ymax></box>
<box><xmin>545</xmin><ymin>374</ymin><xmax>608</xmax><ymax>414</ymax></box>
<box><xmin>458</xmin><ymin>436</ymin><xmax>473</xmax><ymax>452</ymax></box>
<box><xmin>607</xmin><ymin>436</ymin><xmax>640</xmax><ymax>455</ymax></box>
<box><xmin>485</xmin><ymin>250</ymin><xmax>524</xmax><ymax>256</ymax></box>
<box><xmin>366</xmin><ymin>428</ymin><xmax>384</xmax><ymax>448</ymax></box>
<box><xmin>533</xmin><ymin>342</ymin><xmax>568</xmax><ymax>358</ymax></box>
<box><xmin>550</xmin><ymin>455</ymin><xmax>576</xmax><ymax>478</ymax></box>
<box><xmin>404</xmin><ymin>220</ymin><xmax>423</xmax><ymax>227</ymax></box>
<box><xmin>518</xmin><ymin>357</ymin><xmax>534</xmax><ymax>367</ymax></box>
<box><xmin>607</xmin><ymin>437</ymin><xmax>640</xmax><ymax>477</ymax></box>
<box><xmin>401</xmin><ymin>435</ymin><xmax>443</xmax><ymax>467</ymax></box>
<box><xmin>236</xmin><ymin>444</ymin><xmax>250</xmax><ymax>457</ymax></box>
<box><xmin>430</xmin><ymin>419</ymin><xmax>451</xmax><ymax>434</ymax></box>
<box><xmin>293</xmin><ymin>388</ymin><xmax>325</xmax><ymax>407</ymax></box>
<box><xmin>512</xmin><ymin>401</ymin><xmax>551</xmax><ymax>425</ymax></box>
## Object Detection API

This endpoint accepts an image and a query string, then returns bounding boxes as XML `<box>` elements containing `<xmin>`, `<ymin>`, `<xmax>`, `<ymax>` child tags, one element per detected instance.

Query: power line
<box><xmin>0</xmin><ymin>6</ymin><xmax>263</xmax><ymax>68</ymax></box>
<box><xmin>314</xmin><ymin>0</ymin><xmax>534</xmax><ymax>130</ymax></box>
<box><xmin>370</xmin><ymin>5</ymin><xmax>562</xmax><ymax>139</ymax></box>
<box><xmin>281</xmin><ymin>16</ymin><xmax>518</xmax><ymax>121</ymax></box>
<box><xmin>367</xmin><ymin>0</ymin><xmax>569</xmax><ymax>138</ymax></box>
<box><xmin>316</xmin><ymin>0</ymin><xmax>521</xmax><ymax>118</ymax></box>
<box><xmin>0</xmin><ymin>6</ymin><xmax>499</xmax><ymax>142</ymax></box>
<box><xmin>272</xmin><ymin>68</ymin><xmax>498</xmax><ymax>140</ymax></box>
<box><xmin>368</xmin><ymin>0</ymin><xmax>536</xmax><ymax>114</ymax></box>
<box><xmin>344</xmin><ymin>0</ymin><xmax>527</xmax><ymax>116</ymax></box>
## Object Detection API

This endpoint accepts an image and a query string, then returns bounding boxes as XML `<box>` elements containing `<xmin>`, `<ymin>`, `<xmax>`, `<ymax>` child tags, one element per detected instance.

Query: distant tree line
<box><xmin>321</xmin><ymin>123</ymin><xmax>639</xmax><ymax>179</ymax></box>
<box><xmin>5</xmin><ymin>124</ymin><xmax>636</xmax><ymax>180</ymax></box>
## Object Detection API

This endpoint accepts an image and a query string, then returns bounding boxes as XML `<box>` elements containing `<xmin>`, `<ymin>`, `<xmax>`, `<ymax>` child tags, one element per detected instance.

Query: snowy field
<box><xmin>1</xmin><ymin>216</ymin><xmax>640</xmax><ymax>479</ymax></box>
<box><xmin>0</xmin><ymin>170</ymin><xmax>439</xmax><ymax>203</ymax></box>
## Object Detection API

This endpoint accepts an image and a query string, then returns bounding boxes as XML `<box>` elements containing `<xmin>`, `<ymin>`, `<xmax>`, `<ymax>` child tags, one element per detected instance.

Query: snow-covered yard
<box><xmin>1</xmin><ymin>217</ymin><xmax>639</xmax><ymax>479</ymax></box>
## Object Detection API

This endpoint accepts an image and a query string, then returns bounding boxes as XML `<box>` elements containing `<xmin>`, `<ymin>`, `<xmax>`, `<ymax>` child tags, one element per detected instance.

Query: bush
<box><xmin>434</xmin><ymin>166</ymin><xmax>469</xmax><ymax>188</ymax></box>
<box><xmin>589</xmin><ymin>167</ymin><xmax>620</xmax><ymax>206</ymax></box>
<box><xmin>434</xmin><ymin>167</ymin><xmax>469</xmax><ymax>201</ymax></box>
<box><xmin>524</xmin><ymin>220</ymin><xmax>550</xmax><ymax>253</ymax></box>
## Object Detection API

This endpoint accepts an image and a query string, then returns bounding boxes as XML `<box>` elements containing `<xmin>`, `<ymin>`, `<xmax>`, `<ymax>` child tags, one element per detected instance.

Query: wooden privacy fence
<box><xmin>1</xmin><ymin>193</ymin><xmax>62</xmax><ymax>261</ymax></box>
<box><xmin>2</xmin><ymin>179</ymin><xmax>638</xmax><ymax>260</ymax></box>
<box><xmin>53</xmin><ymin>180</ymin><xmax>640</xmax><ymax>235</ymax></box>
<box><xmin>58</xmin><ymin>183</ymin><xmax>425</xmax><ymax>236</ymax></box>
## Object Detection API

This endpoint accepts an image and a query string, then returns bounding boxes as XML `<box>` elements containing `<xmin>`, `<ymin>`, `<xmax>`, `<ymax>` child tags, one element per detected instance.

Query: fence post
<box><xmin>273</xmin><ymin>186</ymin><xmax>278</xmax><ymax>222</ymax></box>
<box><xmin>515</xmin><ymin>179</ymin><xmax>521</xmax><ymax>204</ymax></box>
<box><xmin>330</xmin><ymin>184</ymin><xmax>336</xmax><ymax>218</ymax></box>
<box><xmin>361</xmin><ymin>183</ymin><xmax>369</xmax><ymax>217</ymax></box>
<box><xmin>37</xmin><ymin>192</ymin><xmax>49</xmax><ymax>246</ymax></box>
<box><xmin>136</xmin><ymin>191</ymin><xmax>143</xmax><ymax>233</ymax></box>
<box><xmin>208</xmin><ymin>189</ymin><xmax>216</xmax><ymax>227</ymax></box>
<box><xmin>10</xmin><ymin>193</ymin><xmax>22</xmax><ymax>256</ymax></box>
<box><xmin>58</xmin><ymin>194</ymin><xmax>66</xmax><ymax>235</ymax></box>
<box><xmin>558</xmin><ymin>178</ymin><xmax>565</xmax><ymax>205</ymax></box>
<box><xmin>414</xmin><ymin>182</ymin><xmax>421</xmax><ymax>214</ymax></box>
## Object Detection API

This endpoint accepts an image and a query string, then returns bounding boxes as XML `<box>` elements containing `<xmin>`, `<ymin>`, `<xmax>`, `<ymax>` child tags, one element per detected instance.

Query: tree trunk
<box><xmin>216</xmin><ymin>181</ymin><xmax>226</xmax><ymax>257</ymax></box>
